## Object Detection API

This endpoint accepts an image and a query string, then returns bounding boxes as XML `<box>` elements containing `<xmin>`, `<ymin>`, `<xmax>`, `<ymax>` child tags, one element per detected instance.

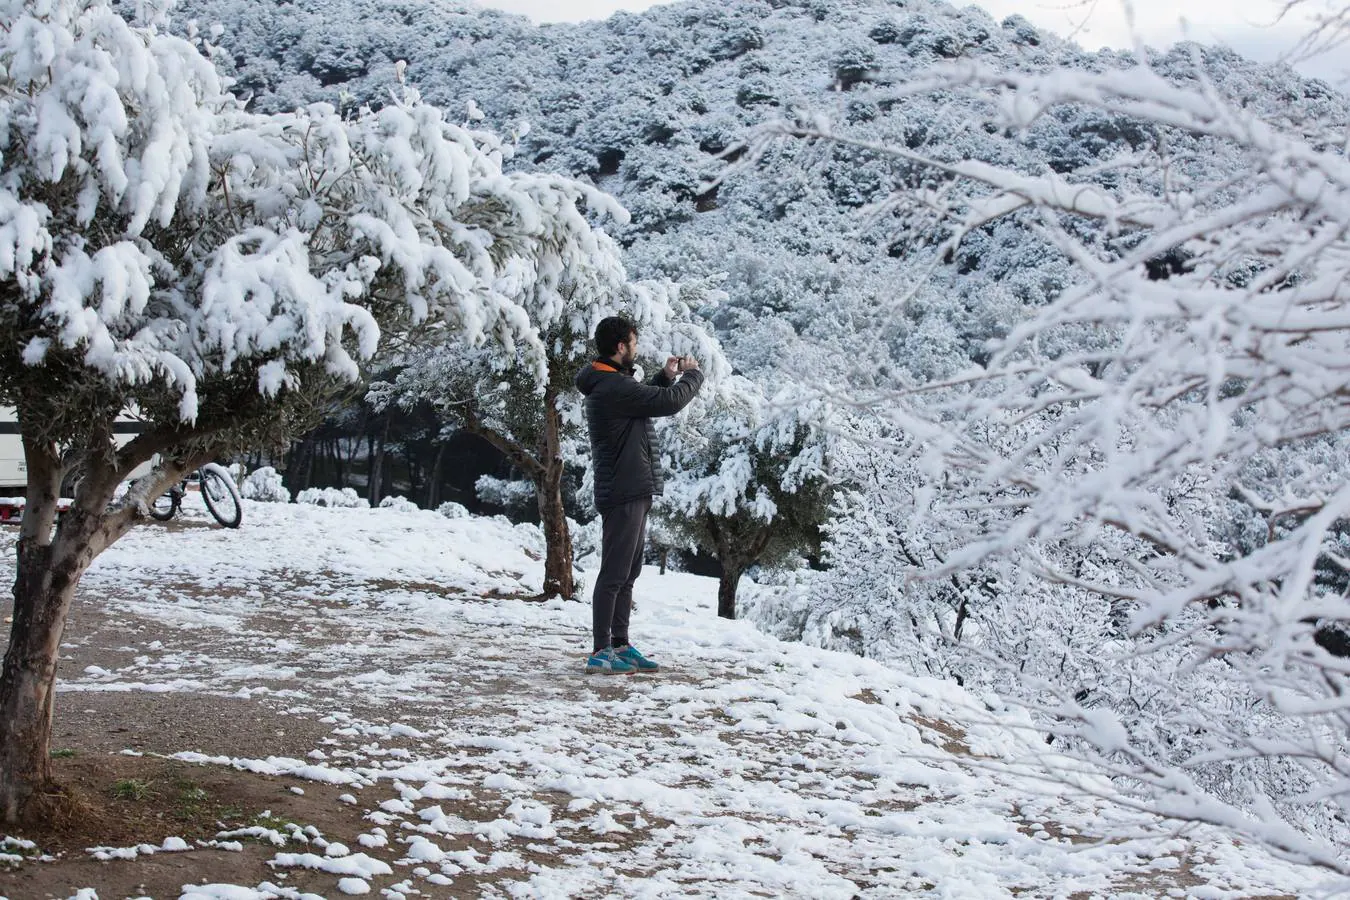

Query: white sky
<box><xmin>476</xmin><ymin>0</ymin><xmax>1345</xmax><ymax>81</ymax></box>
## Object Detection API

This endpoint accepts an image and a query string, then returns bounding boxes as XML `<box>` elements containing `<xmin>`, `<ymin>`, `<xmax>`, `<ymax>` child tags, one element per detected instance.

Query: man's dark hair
<box><xmin>595</xmin><ymin>316</ymin><xmax>638</xmax><ymax>357</ymax></box>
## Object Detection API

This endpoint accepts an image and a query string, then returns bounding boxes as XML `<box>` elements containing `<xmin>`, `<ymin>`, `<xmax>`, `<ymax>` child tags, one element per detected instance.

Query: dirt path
<box><xmin>0</xmin><ymin>510</ymin><xmax>1318</xmax><ymax>899</ymax></box>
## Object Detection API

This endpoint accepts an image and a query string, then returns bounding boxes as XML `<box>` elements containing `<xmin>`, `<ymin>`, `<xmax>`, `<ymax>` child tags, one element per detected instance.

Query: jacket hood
<box><xmin>575</xmin><ymin>359</ymin><xmax>625</xmax><ymax>396</ymax></box>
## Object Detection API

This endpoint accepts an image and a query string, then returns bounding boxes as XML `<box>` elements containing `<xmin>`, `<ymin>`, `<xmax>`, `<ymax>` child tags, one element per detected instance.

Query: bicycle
<box><xmin>150</xmin><ymin>462</ymin><xmax>243</xmax><ymax>528</ymax></box>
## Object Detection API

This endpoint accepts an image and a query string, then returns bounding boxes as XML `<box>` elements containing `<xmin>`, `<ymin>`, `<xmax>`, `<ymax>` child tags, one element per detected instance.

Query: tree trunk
<box><xmin>718</xmin><ymin>566</ymin><xmax>743</xmax><ymax>620</ymax></box>
<box><xmin>537</xmin><ymin>385</ymin><xmax>574</xmax><ymax>599</ymax></box>
<box><xmin>368</xmin><ymin>419</ymin><xmax>388</xmax><ymax>506</ymax></box>
<box><xmin>303</xmin><ymin>439</ymin><xmax>316</xmax><ymax>490</ymax></box>
<box><xmin>0</xmin><ymin>544</ymin><xmax>81</xmax><ymax>821</ymax></box>
<box><xmin>344</xmin><ymin>435</ymin><xmax>360</xmax><ymax>486</ymax></box>
<box><xmin>427</xmin><ymin>442</ymin><xmax>447</xmax><ymax>510</ymax></box>
<box><xmin>281</xmin><ymin>438</ymin><xmax>310</xmax><ymax>496</ymax></box>
<box><xmin>0</xmin><ymin>435</ymin><xmax>64</xmax><ymax>822</ymax></box>
<box><xmin>0</xmin><ymin>432</ymin><xmax>136</xmax><ymax>822</ymax></box>
<box><xmin>329</xmin><ymin>438</ymin><xmax>344</xmax><ymax>487</ymax></box>
<box><xmin>704</xmin><ymin>514</ymin><xmax>772</xmax><ymax>620</ymax></box>
<box><xmin>405</xmin><ymin>442</ymin><xmax>420</xmax><ymax>502</ymax></box>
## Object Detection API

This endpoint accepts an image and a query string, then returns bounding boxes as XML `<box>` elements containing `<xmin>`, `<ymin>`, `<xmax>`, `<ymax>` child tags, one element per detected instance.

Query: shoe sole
<box><xmin>584</xmin><ymin>666</ymin><xmax>636</xmax><ymax>675</ymax></box>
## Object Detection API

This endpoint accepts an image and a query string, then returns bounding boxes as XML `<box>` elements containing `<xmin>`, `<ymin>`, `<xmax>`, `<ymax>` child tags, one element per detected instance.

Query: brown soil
<box><xmin>0</xmin><ymin>575</ymin><xmax>391</xmax><ymax>900</ymax></box>
<box><xmin>0</xmin><ymin>722</ymin><xmax>385</xmax><ymax>900</ymax></box>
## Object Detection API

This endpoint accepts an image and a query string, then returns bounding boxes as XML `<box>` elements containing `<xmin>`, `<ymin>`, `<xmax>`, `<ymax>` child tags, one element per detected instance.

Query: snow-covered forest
<box><xmin>7</xmin><ymin>0</ymin><xmax>1350</xmax><ymax>886</ymax></box>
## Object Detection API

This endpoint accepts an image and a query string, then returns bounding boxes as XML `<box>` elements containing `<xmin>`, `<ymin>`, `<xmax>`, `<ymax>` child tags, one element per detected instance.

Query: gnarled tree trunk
<box><xmin>537</xmin><ymin>384</ymin><xmax>574</xmax><ymax>600</ymax></box>
<box><xmin>0</xmin><ymin>435</ymin><xmax>68</xmax><ymax>822</ymax></box>
<box><xmin>0</xmin><ymin>422</ymin><xmax>199</xmax><ymax>823</ymax></box>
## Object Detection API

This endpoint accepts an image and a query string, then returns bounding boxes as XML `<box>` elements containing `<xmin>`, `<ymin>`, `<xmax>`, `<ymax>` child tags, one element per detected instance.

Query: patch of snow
<box><xmin>269</xmin><ymin>851</ymin><xmax>393</xmax><ymax>878</ymax></box>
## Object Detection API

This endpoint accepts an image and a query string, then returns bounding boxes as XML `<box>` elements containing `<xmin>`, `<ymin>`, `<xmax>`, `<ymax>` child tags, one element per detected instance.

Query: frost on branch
<box><xmin>761</xmin><ymin>54</ymin><xmax>1350</xmax><ymax>869</ymax></box>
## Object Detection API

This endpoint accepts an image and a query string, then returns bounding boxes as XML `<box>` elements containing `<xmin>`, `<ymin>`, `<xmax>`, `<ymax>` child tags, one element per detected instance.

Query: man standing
<box><xmin>575</xmin><ymin>316</ymin><xmax>704</xmax><ymax>675</ymax></box>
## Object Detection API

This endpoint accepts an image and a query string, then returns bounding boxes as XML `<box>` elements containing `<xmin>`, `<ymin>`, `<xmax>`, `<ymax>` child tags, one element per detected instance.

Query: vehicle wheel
<box><xmin>148</xmin><ymin>490</ymin><xmax>178</xmax><ymax>521</ymax></box>
<box><xmin>199</xmin><ymin>463</ymin><xmax>242</xmax><ymax>529</ymax></box>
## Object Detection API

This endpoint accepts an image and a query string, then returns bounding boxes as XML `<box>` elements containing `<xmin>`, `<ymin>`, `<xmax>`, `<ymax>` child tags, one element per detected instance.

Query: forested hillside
<box><xmin>164</xmin><ymin>0</ymin><xmax>1350</xmax><ymax>873</ymax></box>
<box><xmin>179</xmin><ymin>0</ymin><xmax>1343</xmax><ymax>378</ymax></box>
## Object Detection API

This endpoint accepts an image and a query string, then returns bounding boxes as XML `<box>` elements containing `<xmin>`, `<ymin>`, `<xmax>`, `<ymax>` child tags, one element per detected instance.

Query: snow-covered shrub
<box><xmin>241</xmin><ymin>467</ymin><xmax>290</xmax><ymax>503</ymax></box>
<box><xmin>378</xmin><ymin>495</ymin><xmax>419</xmax><ymax>513</ymax></box>
<box><xmin>474</xmin><ymin>476</ymin><xmax>535</xmax><ymax>513</ymax></box>
<box><xmin>569</xmin><ymin>516</ymin><xmax>602</xmax><ymax>564</ymax></box>
<box><xmin>513</xmin><ymin>522</ymin><xmax>545</xmax><ymax>558</ymax></box>
<box><xmin>436</xmin><ymin>501</ymin><xmax>470</xmax><ymax>519</ymax></box>
<box><xmin>296</xmin><ymin>487</ymin><xmax>369</xmax><ymax>509</ymax></box>
<box><xmin>737</xmin><ymin>570</ymin><xmax>813</xmax><ymax>644</ymax></box>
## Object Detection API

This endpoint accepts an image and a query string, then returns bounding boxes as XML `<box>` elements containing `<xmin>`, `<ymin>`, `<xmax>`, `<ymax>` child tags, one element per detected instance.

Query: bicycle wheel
<box><xmin>199</xmin><ymin>464</ymin><xmax>242</xmax><ymax>529</ymax></box>
<box><xmin>148</xmin><ymin>490</ymin><xmax>178</xmax><ymax>521</ymax></box>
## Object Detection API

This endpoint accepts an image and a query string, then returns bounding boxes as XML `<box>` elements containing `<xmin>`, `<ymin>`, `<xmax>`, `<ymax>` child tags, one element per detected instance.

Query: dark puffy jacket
<box><xmin>574</xmin><ymin>359</ymin><xmax>705</xmax><ymax>512</ymax></box>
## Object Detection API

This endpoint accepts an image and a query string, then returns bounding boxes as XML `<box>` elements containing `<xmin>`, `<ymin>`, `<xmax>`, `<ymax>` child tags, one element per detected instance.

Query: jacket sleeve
<box><xmin>610</xmin><ymin>370</ymin><xmax>704</xmax><ymax>418</ymax></box>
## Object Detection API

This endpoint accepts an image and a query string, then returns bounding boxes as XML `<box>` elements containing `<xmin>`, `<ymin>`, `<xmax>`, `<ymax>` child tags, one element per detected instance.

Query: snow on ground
<box><xmin>5</xmin><ymin>496</ymin><xmax>1338</xmax><ymax>897</ymax></box>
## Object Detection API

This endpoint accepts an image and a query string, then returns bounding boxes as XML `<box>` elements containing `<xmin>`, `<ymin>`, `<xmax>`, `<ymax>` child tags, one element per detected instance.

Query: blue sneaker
<box><xmin>585</xmin><ymin>647</ymin><xmax>636</xmax><ymax>675</ymax></box>
<box><xmin>614</xmin><ymin>645</ymin><xmax>660</xmax><ymax>673</ymax></box>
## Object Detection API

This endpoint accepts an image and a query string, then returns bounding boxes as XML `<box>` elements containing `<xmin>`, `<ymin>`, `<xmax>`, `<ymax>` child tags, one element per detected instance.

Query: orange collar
<box><xmin>591</xmin><ymin>361</ymin><xmax>621</xmax><ymax>373</ymax></box>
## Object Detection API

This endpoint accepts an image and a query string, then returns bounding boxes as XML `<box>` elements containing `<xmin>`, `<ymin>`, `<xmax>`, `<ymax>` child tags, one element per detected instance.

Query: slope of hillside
<box><xmin>0</xmin><ymin>497</ymin><xmax>1331</xmax><ymax>896</ymax></box>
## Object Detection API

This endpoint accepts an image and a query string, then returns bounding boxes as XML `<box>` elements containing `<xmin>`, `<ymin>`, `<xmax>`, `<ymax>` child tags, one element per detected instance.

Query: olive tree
<box><xmin>0</xmin><ymin>0</ymin><xmax>633</xmax><ymax>821</ymax></box>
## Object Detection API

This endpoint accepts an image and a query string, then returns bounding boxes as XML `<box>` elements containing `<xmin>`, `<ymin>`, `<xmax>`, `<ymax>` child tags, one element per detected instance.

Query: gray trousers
<box><xmin>592</xmin><ymin>497</ymin><xmax>651</xmax><ymax>652</ymax></box>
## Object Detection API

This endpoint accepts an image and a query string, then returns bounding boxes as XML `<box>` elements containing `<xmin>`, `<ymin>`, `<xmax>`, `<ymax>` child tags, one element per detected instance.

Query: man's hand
<box><xmin>677</xmin><ymin>355</ymin><xmax>700</xmax><ymax>373</ymax></box>
<box><xmin>662</xmin><ymin>356</ymin><xmax>681</xmax><ymax>379</ymax></box>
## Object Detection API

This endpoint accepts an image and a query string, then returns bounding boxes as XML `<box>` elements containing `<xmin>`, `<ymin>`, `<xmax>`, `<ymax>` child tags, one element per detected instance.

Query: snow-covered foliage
<box><xmin>0</xmin><ymin>0</ymin><xmax>645</xmax><ymax>521</ymax></box>
<box><xmin>751</xmin><ymin>47</ymin><xmax>1350</xmax><ymax>874</ymax></box>
<box><xmin>176</xmin><ymin>0</ymin><xmax>1337</xmax><ymax>388</ymax></box>
<box><xmin>371</xmin><ymin>281</ymin><xmax>726</xmax><ymax>474</ymax></box>
<box><xmin>475</xmin><ymin>475</ymin><xmax>535</xmax><ymax>514</ymax></box>
<box><xmin>297</xmin><ymin>487</ymin><xmax>368</xmax><ymax>509</ymax></box>
<box><xmin>435</xmin><ymin>501</ymin><xmax>469</xmax><ymax>519</ymax></box>
<box><xmin>377</xmin><ymin>495</ymin><xmax>418</xmax><ymax>513</ymax></box>
<box><xmin>241</xmin><ymin>466</ymin><xmax>290</xmax><ymax>503</ymax></box>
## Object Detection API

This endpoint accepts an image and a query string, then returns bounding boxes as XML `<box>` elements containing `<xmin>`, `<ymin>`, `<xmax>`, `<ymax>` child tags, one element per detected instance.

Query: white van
<box><xmin>0</xmin><ymin>406</ymin><xmax>153</xmax><ymax>493</ymax></box>
<box><xmin>0</xmin><ymin>407</ymin><xmax>23</xmax><ymax>490</ymax></box>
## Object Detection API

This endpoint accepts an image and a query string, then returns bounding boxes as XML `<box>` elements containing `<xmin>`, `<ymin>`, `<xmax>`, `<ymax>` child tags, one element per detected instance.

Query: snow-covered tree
<box><xmin>0</xmin><ymin>0</ymin><xmax>636</xmax><ymax>823</ymax></box>
<box><xmin>660</xmin><ymin>377</ymin><xmax>834</xmax><ymax>618</ymax></box>
<box><xmin>371</xmin><ymin>279</ymin><xmax>727</xmax><ymax>600</ymax></box>
<box><xmin>757</xmin><ymin>48</ymin><xmax>1350</xmax><ymax>869</ymax></box>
